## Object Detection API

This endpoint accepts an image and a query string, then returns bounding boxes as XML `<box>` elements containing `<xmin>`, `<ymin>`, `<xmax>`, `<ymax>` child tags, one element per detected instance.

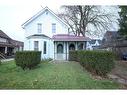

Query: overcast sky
<box><xmin>0</xmin><ymin>0</ymin><xmax>63</xmax><ymax>41</ymax></box>
<box><xmin>0</xmin><ymin>0</ymin><xmax>126</xmax><ymax>41</ymax></box>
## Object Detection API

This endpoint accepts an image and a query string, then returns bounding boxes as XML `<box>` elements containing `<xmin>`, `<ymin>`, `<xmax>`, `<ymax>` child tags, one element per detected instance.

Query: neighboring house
<box><xmin>101</xmin><ymin>31</ymin><xmax>120</xmax><ymax>50</ymax></box>
<box><xmin>22</xmin><ymin>7</ymin><xmax>91</xmax><ymax>60</ymax></box>
<box><xmin>86</xmin><ymin>39</ymin><xmax>102</xmax><ymax>50</ymax></box>
<box><xmin>101</xmin><ymin>31</ymin><xmax>127</xmax><ymax>59</ymax></box>
<box><xmin>0</xmin><ymin>30</ymin><xmax>24</xmax><ymax>59</ymax></box>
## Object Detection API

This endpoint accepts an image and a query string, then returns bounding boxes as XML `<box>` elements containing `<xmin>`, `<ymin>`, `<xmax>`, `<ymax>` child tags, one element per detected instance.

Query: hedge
<box><xmin>69</xmin><ymin>50</ymin><xmax>115</xmax><ymax>76</ymax></box>
<box><xmin>69</xmin><ymin>50</ymin><xmax>78</xmax><ymax>61</ymax></box>
<box><xmin>15</xmin><ymin>51</ymin><xmax>41</xmax><ymax>70</ymax></box>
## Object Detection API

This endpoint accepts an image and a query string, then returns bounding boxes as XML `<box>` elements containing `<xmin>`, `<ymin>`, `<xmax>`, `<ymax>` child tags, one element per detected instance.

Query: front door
<box><xmin>56</xmin><ymin>43</ymin><xmax>64</xmax><ymax>60</ymax></box>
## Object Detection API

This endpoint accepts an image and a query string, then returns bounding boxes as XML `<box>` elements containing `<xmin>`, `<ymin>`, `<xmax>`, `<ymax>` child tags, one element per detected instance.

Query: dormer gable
<box><xmin>21</xmin><ymin>7</ymin><xmax>69</xmax><ymax>29</ymax></box>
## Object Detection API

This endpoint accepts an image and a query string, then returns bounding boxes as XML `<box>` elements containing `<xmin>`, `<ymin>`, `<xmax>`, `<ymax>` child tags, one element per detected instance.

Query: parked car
<box><xmin>122</xmin><ymin>52</ymin><xmax>127</xmax><ymax>60</ymax></box>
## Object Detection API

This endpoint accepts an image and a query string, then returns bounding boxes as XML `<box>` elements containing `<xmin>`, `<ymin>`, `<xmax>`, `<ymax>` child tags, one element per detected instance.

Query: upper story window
<box><xmin>37</xmin><ymin>23</ymin><xmax>42</xmax><ymax>33</ymax></box>
<box><xmin>52</xmin><ymin>23</ymin><xmax>56</xmax><ymax>33</ymax></box>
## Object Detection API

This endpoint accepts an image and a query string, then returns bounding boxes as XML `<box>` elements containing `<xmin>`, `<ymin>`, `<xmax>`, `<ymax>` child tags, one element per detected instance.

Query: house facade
<box><xmin>86</xmin><ymin>39</ymin><xmax>102</xmax><ymax>50</ymax></box>
<box><xmin>101</xmin><ymin>31</ymin><xmax>127</xmax><ymax>59</ymax></box>
<box><xmin>101</xmin><ymin>31</ymin><xmax>120</xmax><ymax>50</ymax></box>
<box><xmin>22</xmin><ymin>7</ymin><xmax>90</xmax><ymax>60</ymax></box>
<box><xmin>0</xmin><ymin>30</ymin><xmax>24</xmax><ymax>59</ymax></box>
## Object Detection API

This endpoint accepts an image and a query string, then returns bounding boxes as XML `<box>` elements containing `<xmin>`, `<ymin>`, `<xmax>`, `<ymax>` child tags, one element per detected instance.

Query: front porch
<box><xmin>52</xmin><ymin>34</ymin><xmax>90</xmax><ymax>60</ymax></box>
<box><xmin>54</xmin><ymin>41</ymin><xmax>86</xmax><ymax>60</ymax></box>
<box><xmin>0</xmin><ymin>46</ymin><xmax>15</xmax><ymax>59</ymax></box>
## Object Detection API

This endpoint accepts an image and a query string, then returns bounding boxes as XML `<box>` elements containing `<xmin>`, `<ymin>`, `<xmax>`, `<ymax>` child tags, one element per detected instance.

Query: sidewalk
<box><xmin>1</xmin><ymin>58</ymin><xmax>14</xmax><ymax>62</ymax></box>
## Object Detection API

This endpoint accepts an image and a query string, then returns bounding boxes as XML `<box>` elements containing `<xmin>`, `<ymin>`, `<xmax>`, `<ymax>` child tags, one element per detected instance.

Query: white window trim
<box><xmin>37</xmin><ymin>23</ymin><xmax>42</xmax><ymax>33</ymax></box>
<box><xmin>52</xmin><ymin>23</ymin><xmax>56</xmax><ymax>33</ymax></box>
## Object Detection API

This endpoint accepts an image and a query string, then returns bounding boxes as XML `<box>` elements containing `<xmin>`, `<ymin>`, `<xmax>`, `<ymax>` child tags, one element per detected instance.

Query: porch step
<box><xmin>49</xmin><ymin>60</ymin><xmax>69</xmax><ymax>64</ymax></box>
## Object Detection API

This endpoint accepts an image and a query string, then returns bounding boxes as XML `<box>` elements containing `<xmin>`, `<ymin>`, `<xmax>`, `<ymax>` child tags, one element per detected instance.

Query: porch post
<box><xmin>67</xmin><ymin>42</ymin><xmax>69</xmax><ymax>60</ymax></box>
<box><xmin>65</xmin><ymin>42</ymin><xmax>67</xmax><ymax>60</ymax></box>
<box><xmin>63</xmin><ymin>41</ymin><xmax>66</xmax><ymax>60</ymax></box>
<box><xmin>84</xmin><ymin>42</ymin><xmax>86</xmax><ymax>50</ymax></box>
<box><xmin>5</xmin><ymin>46</ymin><xmax>7</xmax><ymax>54</ymax></box>
<box><xmin>54</xmin><ymin>41</ymin><xmax>56</xmax><ymax>60</ymax></box>
<box><xmin>75</xmin><ymin>42</ymin><xmax>78</xmax><ymax>50</ymax></box>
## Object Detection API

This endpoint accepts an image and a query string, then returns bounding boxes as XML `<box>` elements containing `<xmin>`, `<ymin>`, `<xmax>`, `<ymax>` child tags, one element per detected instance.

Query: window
<box><xmin>52</xmin><ymin>23</ymin><xmax>56</xmax><ymax>33</ymax></box>
<box><xmin>43</xmin><ymin>41</ymin><xmax>47</xmax><ymax>54</ymax></box>
<box><xmin>45</xmin><ymin>10</ymin><xmax>48</xmax><ymax>15</ymax></box>
<box><xmin>34</xmin><ymin>41</ymin><xmax>39</xmax><ymax>51</ymax></box>
<box><xmin>37</xmin><ymin>23</ymin><xmax>42</xmax><ymax>33</ymax></box>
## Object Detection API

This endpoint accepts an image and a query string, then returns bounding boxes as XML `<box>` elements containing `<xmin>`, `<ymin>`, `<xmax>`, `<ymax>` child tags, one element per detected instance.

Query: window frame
<box><xmin>37</xmin><ymin>23</ymin><xmax>42</xmax><ymax>33</ymax></box>
<box><xmin>34</xmin><ymin>41</ymin><xmax>39</xmax><ymax>51</ymax></box>
<box><xmin>43</xmin><ymin>41</ymin><xmax>47</xmax><ymax>54</ymax></box>
<box><xmin>52</xmin><ymin>23</ymin><xmax>56</xmax><ymax>33</ymax></box>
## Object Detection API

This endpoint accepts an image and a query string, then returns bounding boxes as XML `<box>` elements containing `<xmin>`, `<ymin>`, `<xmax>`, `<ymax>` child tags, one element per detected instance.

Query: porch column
<box><xmin>84</xmin><ymin>42</ymin><xmax>86</xmax><ymax>50</ymax></box>
<box><xmin>5</xmin><ymin>46</ymin><xmax>7</xmax><ymax>54</ymax></box>
<box><xmin>67</xmin><ymin>42</ymin><xmax>69</xmax><ymax>60</ymax></box>
<box><xmin>83</xmin><ymin>42</ymin><xmax>85</xmax><ymax>50</ymax></box>
<box><xmin>54</xmin><ymin>42</ymin><xmax>56</xmax><ymax>60</ymax></box>
<box><xmin>75</xmin><ymin>42</ymin><xmax>78</xmax><ymax>50</ymax></box>
<box><xmin>63</xmin><ymin>41</ymin><xmax>66</xmax><ymax>60</ymax></box>
<box><xmin>64</xmin><ymin>41</ymin><xmax>66</xmax><ymax>53</ymax></box>
<box><xmin>65</xmin><ymin>42</ymin><xmax>67</xmax><ymax>60</ymax></box>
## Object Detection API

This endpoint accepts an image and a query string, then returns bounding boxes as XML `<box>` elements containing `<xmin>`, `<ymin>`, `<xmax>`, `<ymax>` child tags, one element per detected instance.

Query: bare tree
<box><xmin>58</xmin><ymin>5</ymin><xmax>118</xmax><ymax>37</ymax></box>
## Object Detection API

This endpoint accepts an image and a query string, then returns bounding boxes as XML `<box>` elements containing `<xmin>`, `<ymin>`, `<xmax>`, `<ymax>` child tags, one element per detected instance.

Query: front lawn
<box><xmin>0</xmin><ymin>60</ymin><xmax>121</xmax><ymax>89</ymax></box>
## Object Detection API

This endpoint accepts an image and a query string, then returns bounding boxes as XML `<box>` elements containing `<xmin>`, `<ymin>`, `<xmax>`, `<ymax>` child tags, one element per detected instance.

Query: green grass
<box><xmin>0</xmin><ymin>60</ymin><xmax>121</xmax><ymax>89</ymax></box>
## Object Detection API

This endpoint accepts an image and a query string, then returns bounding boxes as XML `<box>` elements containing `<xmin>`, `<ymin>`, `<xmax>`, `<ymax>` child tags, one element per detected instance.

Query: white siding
<box><xmin>23</xmin><ymin>8</ymin><xmax>68</xmax><ymax>60</ymax></box>
<box><xmin>24</xmin><ymin>10</ymin><xmax>68</xmax><ymax>38</ymax></box>
<box><xmin>24</xmin><ymin>37</ymin><xmax>54</xmax><ymax>59</ymax></box>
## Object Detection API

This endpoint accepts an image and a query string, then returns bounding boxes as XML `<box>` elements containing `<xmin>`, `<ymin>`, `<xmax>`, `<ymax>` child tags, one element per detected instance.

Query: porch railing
<box><xmin>0</xmin><ymin>52</ymin><xmax>6</xmax><ymax>59</ymax></box>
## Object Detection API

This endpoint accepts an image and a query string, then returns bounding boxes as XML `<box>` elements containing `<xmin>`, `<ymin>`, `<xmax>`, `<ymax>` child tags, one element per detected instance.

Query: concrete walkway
<box><xmin>49</xmin><ymin>60</ymin><xmax>69</xmax><ymax>64</ymax></box>
<box><xmin>1</xmin><ymin>58</ymin><xmax>14</xmax><ymax>62</ymax></box>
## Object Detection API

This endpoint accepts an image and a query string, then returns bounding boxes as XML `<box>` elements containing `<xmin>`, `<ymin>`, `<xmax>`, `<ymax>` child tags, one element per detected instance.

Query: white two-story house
<box><xmin>22</xmin><ymin>7</ymin><xmax>90</xmax><ymax>60</ymax></box>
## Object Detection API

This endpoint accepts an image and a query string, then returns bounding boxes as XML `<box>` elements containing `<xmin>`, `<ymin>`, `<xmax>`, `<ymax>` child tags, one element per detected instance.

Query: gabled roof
<box><xmin>103</xmin><ymin>31</ymin><xmax>119</xmax><ymax>39</ymax></box>
<box><xmin>0</xmin><ymin>30</ymin><xmax>23</xmax><ymax>47</ymax></box>
<box><xmin>21</xmin><ymin>7</ymin><xmax>69</xmax><ymax>28</ymax></box>
<box><xmin>0</xmin><ymin>30</ymin><xmax>11</xmax><ymax>39</ymax></box>
<box><xmin>52</xmin><ymin>34</ymin><xmax>91</xmax><ymax>41</ymax></box>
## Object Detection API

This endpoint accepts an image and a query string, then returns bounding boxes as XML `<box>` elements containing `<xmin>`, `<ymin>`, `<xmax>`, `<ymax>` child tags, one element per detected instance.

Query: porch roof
<box><xmin>52</xmin><ymin>34</ymin><xmax>91</xmax><ymax>41</ymax></box>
